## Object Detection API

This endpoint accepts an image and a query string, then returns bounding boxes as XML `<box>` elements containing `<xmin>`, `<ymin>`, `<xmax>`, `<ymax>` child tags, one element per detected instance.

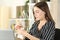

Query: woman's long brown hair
<box><xmin>33</xmin><ymin>1</ymin><xmax>55</xmax><ymax>24</ymax></box>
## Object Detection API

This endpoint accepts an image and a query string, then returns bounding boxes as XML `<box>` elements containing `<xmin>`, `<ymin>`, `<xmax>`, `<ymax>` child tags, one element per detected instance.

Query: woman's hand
<box><xmin>15</xmin><ymin>24</ymin><xmax>27</xmax><ymax>36</ymax></box>
<box><xmin>16</xmin><ymin>29</ymin><xmax>27</xmax><ymax>36</ymax></box>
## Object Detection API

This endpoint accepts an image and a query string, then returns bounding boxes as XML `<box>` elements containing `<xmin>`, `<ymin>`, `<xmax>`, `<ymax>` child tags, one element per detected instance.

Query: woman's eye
<box><xmin>35</xmin><ymin>10</ymin><xmax>39</xmax><ymax>13</ymax></box>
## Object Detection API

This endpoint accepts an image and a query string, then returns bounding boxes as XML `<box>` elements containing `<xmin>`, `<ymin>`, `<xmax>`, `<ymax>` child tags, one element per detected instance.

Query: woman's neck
<box><xmin>40</xmin><ymin>18</ymin><xmax>47</xmax><ymax>22</ymax></box>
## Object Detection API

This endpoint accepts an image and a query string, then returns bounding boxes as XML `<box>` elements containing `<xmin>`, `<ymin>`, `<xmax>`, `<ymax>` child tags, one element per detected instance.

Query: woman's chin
<box><xmin>36</xmin><ymin>19</ymin><xmax>40</xmax><ymax>21</ymax></box>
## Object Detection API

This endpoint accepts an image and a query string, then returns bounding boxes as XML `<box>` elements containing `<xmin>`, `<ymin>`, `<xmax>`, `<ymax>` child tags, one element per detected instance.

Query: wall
<box><xmin>0</xmin><ymin>6</ymin><xmax>11</xmax><ymax>30</ymax></box>
<box><xmin>50</xmin><ymin>0</ymin><xmax>60</xmax><ymax>28</ymax></box>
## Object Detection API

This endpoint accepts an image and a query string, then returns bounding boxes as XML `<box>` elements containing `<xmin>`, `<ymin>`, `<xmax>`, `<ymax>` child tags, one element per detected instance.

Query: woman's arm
<box><xmin>16</xmin><ymin>29</ymin><xmax>40</xmax><ymax>40</ymax></box>
<box><xmin>24</xmin><ymin>31</ymin><xmax>40</xmax><ymax>40</ymax></box>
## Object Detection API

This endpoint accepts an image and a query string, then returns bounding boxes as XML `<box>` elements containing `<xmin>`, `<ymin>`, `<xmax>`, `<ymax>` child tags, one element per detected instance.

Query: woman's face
<box><xmin>33</xmin><ymin>6</ymin><xmax>46</xmax><ymax>21</ymax></box>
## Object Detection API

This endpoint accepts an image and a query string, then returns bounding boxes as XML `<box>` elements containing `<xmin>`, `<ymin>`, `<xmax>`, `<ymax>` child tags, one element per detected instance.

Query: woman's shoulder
<box><xmin>42</xmin><ymin>20</ymin><xmax>55</xmax><ymax>32</ymax></box>
<box><xmin>46</xmin><ymin>20</ymin><xmax>55</xmax><ymax>29</ymax></box>
<box><xmin>48</xmin><ymin>20</ymin><xmax>55</xmax><ymax>25</ymax></box>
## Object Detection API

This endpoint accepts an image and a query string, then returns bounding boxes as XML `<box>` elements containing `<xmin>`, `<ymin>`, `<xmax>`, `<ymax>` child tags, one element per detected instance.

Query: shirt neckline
<box><xmin>36</xmin><ymin>20</ymin><xmax>48</xmax><ymax>32</ymax></box>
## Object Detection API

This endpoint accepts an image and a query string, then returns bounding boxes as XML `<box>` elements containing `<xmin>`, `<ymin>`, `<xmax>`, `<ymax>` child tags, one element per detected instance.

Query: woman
<box><xmin>15</xmin><ymin>1</ymin><xmax>55</xmax><ymax>40</ymax></box>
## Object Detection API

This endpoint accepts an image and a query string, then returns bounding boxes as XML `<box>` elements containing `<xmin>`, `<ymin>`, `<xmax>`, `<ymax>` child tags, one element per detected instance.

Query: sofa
<box><xmin>55</xmin><ymin>28</ymin><xmax>60</xmax><ymax>40</ymax></box>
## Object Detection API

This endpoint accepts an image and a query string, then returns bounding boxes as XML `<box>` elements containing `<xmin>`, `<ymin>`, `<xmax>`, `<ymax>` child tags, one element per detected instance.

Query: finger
<box><xmin>15</xmin><ymin>25</ymin><xmax>22</xmax><ymax>30</ymax></box>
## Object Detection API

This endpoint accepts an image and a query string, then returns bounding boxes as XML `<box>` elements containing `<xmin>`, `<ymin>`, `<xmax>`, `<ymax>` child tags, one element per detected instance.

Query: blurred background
<box><xmin>0</xmin><ymin>0</ymin><xmax>60</xmax><ymax>40</ymax></box>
